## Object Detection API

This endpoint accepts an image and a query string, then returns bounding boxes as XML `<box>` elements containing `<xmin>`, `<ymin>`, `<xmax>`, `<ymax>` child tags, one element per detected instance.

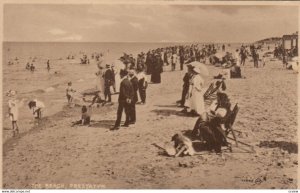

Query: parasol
<box><xmin>113</xmin><ymin>59</ymin><xmax>126</xmax><ymax>70</ymax></box>
<box><xmin>189</xmin><ymin>61</ymin><xmax>210</xmax><ymax>77</ymax></box>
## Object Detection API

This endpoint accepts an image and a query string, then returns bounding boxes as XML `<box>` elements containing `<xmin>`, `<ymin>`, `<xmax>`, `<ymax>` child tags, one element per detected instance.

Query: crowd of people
<box><xmin>6</xmin><ymin>41</ymin><xmax>297</xmax><ymax>155</ymax></box>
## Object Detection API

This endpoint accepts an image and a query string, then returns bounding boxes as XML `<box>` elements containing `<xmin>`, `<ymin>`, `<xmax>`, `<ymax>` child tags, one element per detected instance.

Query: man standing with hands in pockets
<box><xmin>111</xmin><ymin>69</ymin><xmax>134</xmax><ymax>130</ymax></box>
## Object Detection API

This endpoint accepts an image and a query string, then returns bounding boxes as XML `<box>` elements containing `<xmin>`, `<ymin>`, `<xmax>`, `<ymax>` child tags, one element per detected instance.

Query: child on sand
<box><xmin>66</xmin><ymin>82</ymin><xmax>76</xmax><ymax>106</ymax></box>
<box><xmin>72</xmin><ymin>105</ymin><xmax>91</xmax><ymax>126</ymax></box>
<box><xmin>7</xmin><ymin>90</ymin><xmax>24</xmax><ymax>137</ymax></box>
<box><xmin>28</xmin><ymin>99</ymin><xmax>45</xmax><ymax>119</ymax></box>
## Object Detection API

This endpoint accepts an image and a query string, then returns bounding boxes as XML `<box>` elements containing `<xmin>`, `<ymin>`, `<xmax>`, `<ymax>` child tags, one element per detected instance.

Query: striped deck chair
<box><xmin>203</xmin><ymin>82</ymin><xmax>220</xmax><ymax>107</ymax></box>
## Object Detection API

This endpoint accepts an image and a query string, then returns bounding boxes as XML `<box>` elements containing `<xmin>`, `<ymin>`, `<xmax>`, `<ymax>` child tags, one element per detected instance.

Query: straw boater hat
<box><xmin>186</xmin><ymin>64</ymin><xmax>194</xmax><ymax>68</ymax></box>
<box><xmin>193</xmin><ymin>67</ymin><xmax>201</xmax><ymax>74</ymax></box>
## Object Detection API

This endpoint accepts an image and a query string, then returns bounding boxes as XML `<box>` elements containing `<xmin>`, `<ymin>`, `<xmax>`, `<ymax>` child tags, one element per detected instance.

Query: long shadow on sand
<box><xmin>258</xmin><ymin>140</ymin><xmax>298</xmax><ymax>154</ymax></box>
<box><xmin>89</xmin><ymin>120</ymin><xmax>115</xmax><ymax>129</ymax></box>
<box><xmin>151</xmin><ymin>109</ymin><xmax>198</xmax><ymax>117</ymax></box>
<box><xmin>154</xmin><ymin>104</ymin><xmax>179</xmax><ymax>108</ymax></box>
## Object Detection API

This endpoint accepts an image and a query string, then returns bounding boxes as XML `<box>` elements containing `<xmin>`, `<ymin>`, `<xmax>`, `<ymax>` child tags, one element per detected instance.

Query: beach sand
<box><xmin>2</xmin><ymin>55</ymin><xmax>298</xmax><ymax>189</ymax></box>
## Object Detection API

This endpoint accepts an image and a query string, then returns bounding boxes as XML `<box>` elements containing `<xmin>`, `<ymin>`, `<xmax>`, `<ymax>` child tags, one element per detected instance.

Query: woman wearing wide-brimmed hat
<box><xmin>187</xmin><ymin>67</ymin><xmax>205</xmax><ymax>116</ymax></box>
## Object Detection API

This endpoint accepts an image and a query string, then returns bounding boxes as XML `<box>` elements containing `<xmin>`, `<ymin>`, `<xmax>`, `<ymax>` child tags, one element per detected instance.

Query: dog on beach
<box><xmin>171</xmin><ymin>133</ymin><xmax>195</xmax><ymax>157</ymax></box>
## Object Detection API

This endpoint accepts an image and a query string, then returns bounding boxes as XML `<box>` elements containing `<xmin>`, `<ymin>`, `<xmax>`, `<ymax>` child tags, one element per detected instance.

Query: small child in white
<box><xmin>7</xmin><ymin>90</ymin><xmax>24</xmax><ymax>137</ymax></box>
<box><xmin>66</xmin><ymin>82</ymin><xmax>76</xmax><ymax>106</ymax></box>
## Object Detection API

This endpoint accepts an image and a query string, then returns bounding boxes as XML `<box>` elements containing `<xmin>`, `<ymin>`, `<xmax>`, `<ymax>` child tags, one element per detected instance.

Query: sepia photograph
<box><xmin>1</xmin><ymin>1</ymin><xmax>299</xmax><ymax>189</ymax></box>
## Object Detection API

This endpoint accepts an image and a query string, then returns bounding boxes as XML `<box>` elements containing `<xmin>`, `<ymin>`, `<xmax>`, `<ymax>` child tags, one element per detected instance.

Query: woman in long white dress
<box><xmin>112</xmin><ymin>59</ymin><xmax>126</xmax><ymax>93</ymax></box>
<box><xmin>189</xmin><ymin>67</ymin><xmax>205</xmax><ymax>116</ymax></box>
<box><xmin>96</xmin><ymin>63</ymin><xmax>105</xmax><ymax>98</ymax></box>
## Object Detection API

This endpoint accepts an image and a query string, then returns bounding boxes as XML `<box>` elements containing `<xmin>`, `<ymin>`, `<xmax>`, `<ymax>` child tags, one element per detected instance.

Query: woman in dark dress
<box><xmin>151</xmin><ymin>54</ymin><xmax>163</xmax><ymax>83</ymax></box>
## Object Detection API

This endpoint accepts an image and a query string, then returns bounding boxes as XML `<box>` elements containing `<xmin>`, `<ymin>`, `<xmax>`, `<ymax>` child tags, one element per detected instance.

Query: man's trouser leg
<box><xmin>114</xmin><ymin>102</ymin><xmax>124</xmax><ymax>127</ymax></box>
<box><xmin>124</xmin><ymin>102</ymin><xmax>131</xmax><ymax>125</ymax></box>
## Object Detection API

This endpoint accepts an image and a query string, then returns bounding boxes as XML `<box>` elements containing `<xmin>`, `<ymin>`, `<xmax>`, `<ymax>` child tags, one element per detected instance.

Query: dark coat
<box><xmin>118</xmin><ymin>78</ymin><xmax>134</xmax><ymax>102</ymax></box>
<box><xmin>104</xmin><ymin>69</ymin><xmax>115</xmax><ymax>86</ymax></box>
<box><xmin>183</xmin><ymin>72</ymin><xmax>190</xmax><ymax>87</ymax></box>
<box><xmin>130</xmin><ymin>76</ymin><xmax>139</xmax><ymax>103</ymax></box>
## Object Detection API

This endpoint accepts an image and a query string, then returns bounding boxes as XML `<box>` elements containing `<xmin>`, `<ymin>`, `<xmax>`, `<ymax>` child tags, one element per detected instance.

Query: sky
<box><xmin>3</xmin><ymin>4</ymin><xmax>299</xmax><ymax>43</ymax></box>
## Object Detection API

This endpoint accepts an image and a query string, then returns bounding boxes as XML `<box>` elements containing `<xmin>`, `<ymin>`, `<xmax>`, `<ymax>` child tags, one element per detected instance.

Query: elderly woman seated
<box><xmin>192</xmin><ymin>92</ymin><xmax>231</xmax><ymax>153</ymax></box>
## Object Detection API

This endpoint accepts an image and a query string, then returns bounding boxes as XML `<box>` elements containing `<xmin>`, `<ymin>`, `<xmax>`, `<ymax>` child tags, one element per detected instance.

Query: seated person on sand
<box><xmin>192</xmin><ymin>92</ymin><xmax>231</xmax><ymax>153</ymax></box>
<box><xmin>229</xmin><ymin>63</ymin><xmax>242</xmax><ymax>78</ymax></box>
<box><xmin>28</xmin><ymin>99</ymin><xmax>45</xmax><ymax>119</ymax></box>
<box><xmin>72</xmin><ymin>105</ymin><xmax>91</xmax><ymax>126</ymax></box>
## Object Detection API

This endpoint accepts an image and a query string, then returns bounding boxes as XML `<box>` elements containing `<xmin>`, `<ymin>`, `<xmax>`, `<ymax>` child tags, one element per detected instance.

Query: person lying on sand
<box><xmin>89</xmin><ymin>92</ymin><xmax>106</xmax><ymax>107</ymax></box>
<box><xmin>28</xmin><ymin>99</ymin><xmax>45</xmax><ymax>119</ymax></box>
<box><xmin>171</xmin><ymin>133</ymin><xmax>195</xmax><ymax>157</ymax></box>
<box><xmin>71</xmin><ymin>105</ymin><xmax>91</xmax><ymax>126</ymax></box>
<box><xmin>229</xmin><ymin>63</ymin><xmax>242</xmax><ymax>78</ymax></box>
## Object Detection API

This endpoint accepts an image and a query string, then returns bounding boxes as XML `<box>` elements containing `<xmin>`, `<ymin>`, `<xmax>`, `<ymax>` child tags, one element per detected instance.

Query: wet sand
<box><xmin>2</xmin><ymin>58</ymin><xmax>298</xmax><ymax>189</ymax></box>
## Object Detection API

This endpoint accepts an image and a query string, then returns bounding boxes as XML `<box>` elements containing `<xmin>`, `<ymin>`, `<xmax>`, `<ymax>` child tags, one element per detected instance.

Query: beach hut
<box><xmin>282</xmin><ymin>32</ymin><xmax>298</xmax><ymax>51</ymax></box>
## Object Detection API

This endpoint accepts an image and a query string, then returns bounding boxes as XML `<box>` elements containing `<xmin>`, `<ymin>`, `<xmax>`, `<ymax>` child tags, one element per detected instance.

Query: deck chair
<box><xmin>224</xmin><ymin>104</ymin><xmax>255</xmax><ymax>152</ymax></box>
<box><xmin>203</xmin><ymin>83</ymin><xmax>214</xmax><ymax>100</ymax></box>
<box><xmin>203</xmin><ymin>80</ymin><xmax>225</xmax><ymax>100</ymax></box>
<box><xmin>224</xmin><ymin>104</ymin><xmax>239</xmax><ymax>146</ymax></box>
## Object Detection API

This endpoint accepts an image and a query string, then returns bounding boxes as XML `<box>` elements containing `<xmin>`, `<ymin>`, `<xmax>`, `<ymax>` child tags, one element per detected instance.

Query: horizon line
<box><xmin>3</xmin><ymin>41</ymin><xmax>255</xmax><ymax>44</ymax></box>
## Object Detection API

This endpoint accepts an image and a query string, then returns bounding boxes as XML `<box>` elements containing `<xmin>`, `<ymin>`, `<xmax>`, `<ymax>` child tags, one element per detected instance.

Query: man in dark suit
<box><xmin>104</xmin><ymin>64</ymin><xmax>115</xmax><ymax>102</ymax></box>
<box><xmin>177</xmin><ymin>64</ymin><xmax>193</xmax><ymax>107</ymax></box>
<box><xmin>111</xmin><ymin>69</ymin><xmax>134</xmax><ymax>130</ymax></box>
<box><xmin>128</xmin><ymin>69</ymin><xmax>139</xmax><ymax>125</ymax></box>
